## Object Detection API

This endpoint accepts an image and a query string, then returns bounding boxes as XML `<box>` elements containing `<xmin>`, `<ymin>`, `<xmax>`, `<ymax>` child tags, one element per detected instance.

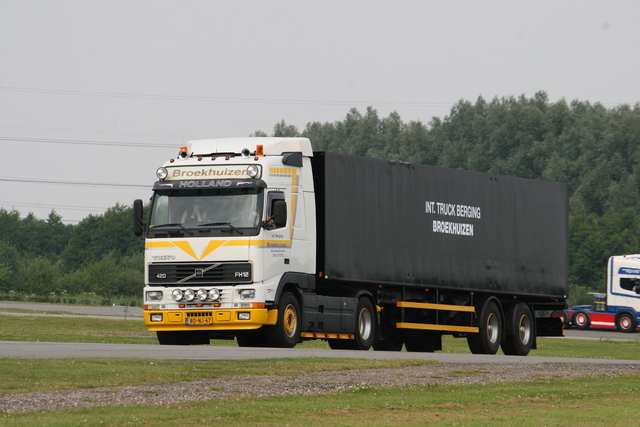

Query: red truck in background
<box><xmin>552</xmin><ymin>254</ymin><xmax>640</xmax><ymax>333</ymax></box>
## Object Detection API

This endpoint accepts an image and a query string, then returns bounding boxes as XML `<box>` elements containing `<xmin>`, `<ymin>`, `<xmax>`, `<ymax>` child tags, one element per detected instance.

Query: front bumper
<box><xmin>144</xmin><ymin>308</ymin><xmax>276</xmax><ymax>331</ymax></box>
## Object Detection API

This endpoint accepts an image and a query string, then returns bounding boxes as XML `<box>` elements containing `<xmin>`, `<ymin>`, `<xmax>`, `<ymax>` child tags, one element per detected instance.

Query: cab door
<box><xmin>261</xmin><ymin>191</ymin><xmax>291</xmax><ymax>281</ymax></box>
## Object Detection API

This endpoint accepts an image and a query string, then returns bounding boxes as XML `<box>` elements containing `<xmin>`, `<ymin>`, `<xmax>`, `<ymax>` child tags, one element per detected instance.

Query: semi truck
<box><xmin>134</xmin><ymin>137</ymin><xmax>568</xmax><ymax>356</ymax></box>
<box><xmin>553</xmin><ymin>254</ymin><xmax>640</xmax><ymax>332</ymax></box>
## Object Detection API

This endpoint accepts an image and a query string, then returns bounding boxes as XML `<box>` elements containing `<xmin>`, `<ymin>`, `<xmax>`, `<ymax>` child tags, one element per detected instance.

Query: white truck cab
<box><xmin>135</xmin><ymin>137</ymin><xmax>316</xmax><ymax>345</ymax></box>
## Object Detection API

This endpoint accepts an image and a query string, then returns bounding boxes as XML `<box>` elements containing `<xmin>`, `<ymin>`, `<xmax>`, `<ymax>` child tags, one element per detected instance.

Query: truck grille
<box><xmin>186</xmin><ymin>311</ymin><xmax>213</xmax><ymax>317</ymax></box>
<box><xmin>148</xmin><ymin>262</ymin><xmax>252</xmax><ymax>285</ymax></box>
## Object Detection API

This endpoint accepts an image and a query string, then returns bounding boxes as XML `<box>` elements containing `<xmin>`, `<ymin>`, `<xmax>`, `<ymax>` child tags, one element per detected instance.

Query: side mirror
<box><xmin>133</xmin><ymin>199</ymin><xmax>145</xmax><ymax>236</ymax></box>
<box><xmin>272</xmin><ymin>200</ymin><xmax>287</xmax><ymax>228</ymax></box>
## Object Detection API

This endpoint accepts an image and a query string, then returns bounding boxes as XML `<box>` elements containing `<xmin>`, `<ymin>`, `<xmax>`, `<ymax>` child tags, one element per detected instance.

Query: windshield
<box><xmin>148</xmin><ymin>188</ymin><xmax>263</xmax><ymax>235</ymax></box>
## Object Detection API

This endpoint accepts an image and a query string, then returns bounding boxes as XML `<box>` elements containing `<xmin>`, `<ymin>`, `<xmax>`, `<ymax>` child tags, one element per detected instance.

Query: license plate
<box><xmin>186</xmin><ymin>316</ymin><xmax>213</xmax><ymax>325</ymax></box>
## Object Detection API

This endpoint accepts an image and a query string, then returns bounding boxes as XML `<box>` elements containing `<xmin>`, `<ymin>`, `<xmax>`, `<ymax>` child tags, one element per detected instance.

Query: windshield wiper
<box><xmin>150</xmin><ymin>223</ymin><xmax>194</xmax><ymax>236</ymax></box>
<box><xmin>199</xmin><ymin>222</ymin><xmax>243</xmax><ymax>235</ymax></box>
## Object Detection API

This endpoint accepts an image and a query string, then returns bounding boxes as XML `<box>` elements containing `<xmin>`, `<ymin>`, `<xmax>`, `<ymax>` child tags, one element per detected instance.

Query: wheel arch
<box><xmin>616</xmin><ymin>309</ymin><xmax>639</xmax><ymax>331</ymax></box>
<box><xmin>616</xmin><ymin>308</ymin><xmax>638</xmax><ymax>320</ymax></box>
<box><xmin>476</xmin><ymin>296</ymin><xmax>505</xmax><ymax>324</ymax></box>
<box><xmin>273</xmin><ymin>272</ymin><xmax>313</xmax><ymax>308</ymax></box>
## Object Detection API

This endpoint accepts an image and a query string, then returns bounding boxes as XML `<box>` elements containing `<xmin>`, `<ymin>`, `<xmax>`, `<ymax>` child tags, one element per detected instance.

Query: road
<box><xmin>1</xmin><ymin>340</ymin><xmax>640</xmax><ymax>365</ymax></box>
<box><xmin>1</xmin><ymin>302</ymin><xmax>639</xmax><ymax>363</ymax></box>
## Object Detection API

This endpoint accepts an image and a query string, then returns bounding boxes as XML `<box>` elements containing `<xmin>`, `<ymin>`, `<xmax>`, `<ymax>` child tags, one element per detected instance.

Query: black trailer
<box><xmin>309</xmin><ymin>152</ymin><xmax>568</xmax><ymax>355</ymax></box>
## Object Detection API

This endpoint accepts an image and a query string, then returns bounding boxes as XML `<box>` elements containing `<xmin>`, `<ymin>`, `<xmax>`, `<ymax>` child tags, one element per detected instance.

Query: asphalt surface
<box><xmin>1</xmin><ymin>340</ymin><xmax>639</xmax><ymax>365</ymax></box>
<box><xmin>1</xmin><ymin>302</ymin><xmax>640</xmax><ymax>363</ymax></box>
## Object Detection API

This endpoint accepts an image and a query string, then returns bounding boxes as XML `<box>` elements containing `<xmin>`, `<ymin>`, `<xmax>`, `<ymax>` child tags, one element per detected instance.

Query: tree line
<box><xmin>0</xmin><ymin>206</ymin><xmax>143</xmax><ymax>305</ymax></box>
<box><xmin>2</xmin><ymin>91</ymin><xmax>639</xmax><ymax>305</ymax></box>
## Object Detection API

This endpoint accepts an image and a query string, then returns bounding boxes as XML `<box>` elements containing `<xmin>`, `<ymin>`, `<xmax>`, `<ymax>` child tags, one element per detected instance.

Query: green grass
<box><xmin>3</xmin><ymin>306</ymin><xmax>640</xmax><ymax>425</ymax></box>
<box><xmin>2</xmin><ymin>372</ymin><xmax>640</xmax><ymax>426</ymax></box>
<box><xmin>0</xmin><ymin>357</ymin><xmax>436</xmax><ymax>394</ymax></box>
<box><xmin>0</xmin><ymin>314</ymin><xmax>157</xmax><ymax>345</ymax></box>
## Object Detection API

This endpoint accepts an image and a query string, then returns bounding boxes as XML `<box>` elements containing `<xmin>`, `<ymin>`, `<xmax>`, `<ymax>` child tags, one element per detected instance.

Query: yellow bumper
<box><xmin>144</xmin><ymin>308</ymin><xmax>277</xmax><ymax>332</ymax></box>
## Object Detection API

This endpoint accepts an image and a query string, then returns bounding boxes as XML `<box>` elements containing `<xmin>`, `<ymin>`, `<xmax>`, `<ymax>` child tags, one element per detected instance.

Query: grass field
<box><xmin>1</xmin><ymin>308</ymin><xmax>640</xmax><ymax>426</ymax></box>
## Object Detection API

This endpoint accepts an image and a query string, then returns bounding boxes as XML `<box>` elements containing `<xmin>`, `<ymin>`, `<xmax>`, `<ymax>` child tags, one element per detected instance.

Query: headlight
<box><xmin>238</xmin><ymin>312</ymin><xmax>251</xmax><ymax>320</ymax></box>
<box><xmin>184</xmin><ymin>289</ymin><xmax>196</xmax><ymax>302</ymax></box>
<box><xmin>196</xmin><ymin>289</ymin><xmax>208</xmax><ymax>301</ymax></box>
<box><xmin>209</xmin><ymin>288</ymin><xmax>221</xmax><ymax>301</ymax></box>
<box><xmin>246</xmin><ymin>165</ymin><xmax>260</xmax><ymax>178</ymax></box>
<box><xmin>146</xmin><ymin>291</ymin><xmax>163</xmax><ymax>302</ymax></box>
<box><xmin>150</xmin><ymin>314</ymin><xmax>163</xmax><ymax>322</ymax></box>
<box><xmin>239</xmin><ymin>289</ymin><xmax>255</xmax><ymax>300</ymax></box>
<box><xmin>171</xmin><ymin>289</ymin><xmax>184</xmax><ymax>301</ymax></box>
<box><xmin>156</xmin><ymin>167</ymin><xmax>168</xmax><ymax>180</ymax></box>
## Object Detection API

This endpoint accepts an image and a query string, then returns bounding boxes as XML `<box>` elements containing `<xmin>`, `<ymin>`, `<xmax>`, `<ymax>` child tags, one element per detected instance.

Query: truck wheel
<box><xmin>353</xmin><ymin>297</ymin><xmax>375</xmax><ymax>350</ymax></box>
<box><xmin>501</xmin><ymin>303</ymin><xmax>534</xmax><ymax>356</ymax></box>
<box><xmin>264</xmin><ymin>292</ymin><xmax>300</xmax><ymax>348</ymax></box>
<box><xmin>616</xmin><ymin>312</ymin><xmax>637</xmax><ymax>333</ymax></box>
<box><xmin>328</xmin><ymin>297</ymin><xmax>376</xmax><ymax>350</ymax></box>
<box><xmin>571</xmin><ymin>310</ymin><xmax>591</xmax><ymax>330</ymax></box>
<box><xmin>467</xmin><ymin>300</ymin><xmax>502</xmax><ymax>354</ymax></box>
<box><xmin>550</xmin><ymin>310</ymin><xmax>569</xmax><ymax>326</ymax></box>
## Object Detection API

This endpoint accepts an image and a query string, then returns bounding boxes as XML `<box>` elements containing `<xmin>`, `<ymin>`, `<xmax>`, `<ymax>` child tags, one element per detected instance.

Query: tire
<box><xmin>328</xmin><ymin>296</ymin><xmax>376</xmax><ymax>351</ymax></box>
<box><xmin>467</xmin><ymin>300</ymin><xmax>502</xmax><ymax>354</ymax></box>
<box><xmin>264</xmin><ymin>292</ymin><xmax>300</xmax><ymax>348</ymax></box>
<box><xmin>550</xmin><ymin>310</ymin><xmax>569</xmax><ymax>326</ymax></box>
<box><xmin>352</xmin><ymin>297</ymin><xmax>376</xmax><ymax>350</ymax></box>
<box><xmin>616</xmin><ymin>312</ymin><xmax>637</xmax><ymax>333</ymax></box>
<box><xmin>501</xmin><ymin>303</ymin><xmax>534</xmax><ymax>356</ymax></box>
<box><xmin>571</xmin><ymin>310</ymin><xmax>591</xmax><ymax>330</ymax></box>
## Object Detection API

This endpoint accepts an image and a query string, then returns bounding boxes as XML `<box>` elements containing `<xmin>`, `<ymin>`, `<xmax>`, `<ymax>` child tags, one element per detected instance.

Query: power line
<box><xmin>0</xmin><ymin>200</ymin><xmax>106</xmax><ymax>212</ymax></box>
<box><xmin>0</xmin><ymin>86</ymin><xmax>454</xmax><ymax>108</ymax></box>
<box><xmin>0</xmin><ymin>177</ymin><xmax>150</xmax><ymax>189</ymax></box>
<box><xmin>0</xmin><ymin>136</ymin><xmax>175</xmax><ymax>148</ymax></box>
<box><xmin>0</xmin><ymin>123</ymin><xmax>195</xmax><ymax>140</ymax></box>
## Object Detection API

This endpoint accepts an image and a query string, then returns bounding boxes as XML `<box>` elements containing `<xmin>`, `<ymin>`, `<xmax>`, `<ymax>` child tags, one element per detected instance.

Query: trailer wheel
<box><xmin>616</xmin><ymin>312</ymin><xmax>637</xmax><ymax>333</ymax></box>
<box><xmin>550</xmin><ymin>310</ymin><xmax>569</xmax><ymax>326</ymax></box>
<box><xmin>264</xmin><ymin>292</ymin><xmax>300</xmax><ymax>348</ymax></box>
<box><xmin>501</xmin><ymin>303</ymin><xmax>534</xmax><ymax>356</ymax></box>
<box><xmin>467</xmin><ymin>300</ymin><xmax>502</xmax><ymax>354</ymax></box>
<box><xmin>571</xmin><ymin>310</ymin><xmax>591</xmax><ymax>330</ymax></box>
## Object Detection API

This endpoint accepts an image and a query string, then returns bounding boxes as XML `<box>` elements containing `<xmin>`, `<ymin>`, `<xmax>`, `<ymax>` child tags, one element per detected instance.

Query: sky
<box><xmin>1</xmin><ymin>1</ymin><xmax>639</xmax><ymax>224</ymax></box>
